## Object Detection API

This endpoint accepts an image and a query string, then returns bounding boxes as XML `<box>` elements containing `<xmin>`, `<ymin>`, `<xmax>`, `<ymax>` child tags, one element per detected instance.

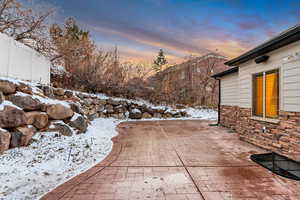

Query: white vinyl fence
<box><xmin>0</xmin><ymin>33</ymin><xmax>50</xmax><ymax>84</ymax></box>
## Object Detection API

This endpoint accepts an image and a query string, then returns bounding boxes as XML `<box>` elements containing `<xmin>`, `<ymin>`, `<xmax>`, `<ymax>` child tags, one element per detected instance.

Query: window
<box><xmin>253</xmin><ymin>69</ymin><xmax>279</xmax><ymax>119</ymax></box>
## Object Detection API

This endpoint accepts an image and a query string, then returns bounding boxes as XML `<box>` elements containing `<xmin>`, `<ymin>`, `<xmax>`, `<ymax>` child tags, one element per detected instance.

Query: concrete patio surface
<box><xmin>42</xmin><ymin>120</ymin><xmax>300</xmax><ymax>200</ymax></box>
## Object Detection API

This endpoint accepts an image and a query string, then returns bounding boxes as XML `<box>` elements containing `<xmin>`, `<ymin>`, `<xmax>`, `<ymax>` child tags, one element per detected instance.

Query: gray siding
<box><xmin>238</xmin><ymin>40</ymin><xmax>300</xmax><ymax>112</ymax></box>
<box><xmin>282</xmin><ymin>60</ymin><xmax>300</xmax><ymax>112</ymax></box>
<box><xmin>220</xmin><ymin>73</ymin><xmax>239</xmax><ymax>106</ymax></box>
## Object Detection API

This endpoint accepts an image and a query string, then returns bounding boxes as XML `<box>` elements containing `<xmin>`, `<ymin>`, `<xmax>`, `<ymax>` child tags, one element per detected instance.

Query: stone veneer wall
<box><xmin>221</xmin><ymin>106</ymin><xmax>300</xmax><ymax>162</ymax></box>
<box><xmin>220</xmin><ymin>105</ymin><xmax>239</xmax><ymax>130</ymax></box>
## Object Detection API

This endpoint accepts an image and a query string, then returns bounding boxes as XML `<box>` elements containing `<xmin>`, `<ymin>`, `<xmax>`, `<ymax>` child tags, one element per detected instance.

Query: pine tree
<box><xmin>153</xmin><ymin>49</ymin><xmax>167</xmax><ymax>72</ymax></box>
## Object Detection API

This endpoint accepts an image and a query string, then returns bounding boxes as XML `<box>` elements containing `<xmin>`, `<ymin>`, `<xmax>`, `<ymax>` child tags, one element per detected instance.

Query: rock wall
<box><xmin>220</xmin><ymin>105</ymin><xmax>239</xmax><ymax>130</ymax></box>
<box><xmin>220</xmin><ymin>105</ymin><xmax>300</xmax><ymax>162</ymax></box>
<box><xmin>0</xmin><ymin>79</ymin><xmax>188</xmax><ymax>153</ymax></box>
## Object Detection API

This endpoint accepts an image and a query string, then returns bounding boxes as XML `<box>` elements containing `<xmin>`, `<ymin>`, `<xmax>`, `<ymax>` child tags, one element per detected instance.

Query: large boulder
<box><xmin>16</xmin><ymin>126</ymin><xmax>36</xmax><ymax>146</ymax></box>
<box><xmin>153</xmin><ymin>113</ymin><xmax>162</xmax><ymax>118</ymax></box>
<box><xmin>0</xmin><ymin>129</ymin><xmax>11</xmax><ymax>153</ymax></box>
<box><xmin>0</xmin><ymin>80</ymin><xmax>16</xmax><ymax>94</ymax></box>
<box><xmin>50</xmin><ymin>123</ymin><xmax>73</xmax><ymax>136</ymax></box>
<box><xmin>9</xmin><ymin>94</ymin><xmax>42</xmax><ymax>111</ymax></box>
<box><xmin>96</xmin><ymin>104</ymin><xmax>105</xmax><ymax>112</ymax></box>
<box><xmin>143</xmin><ymin>107</ymin><xmax>155</xmax><ymax>115</ymax></box>
<box><xmin>107</xmin><ymin>99</ymin><xmax>120</xmax><ymax>106</ymax></box>
<box><xmin>114</xmin><ymin>105</ymin><xmax>126</xmax><ymax>113</ymax></box>
<box><xmin>163</xmin><ymin>113</ymin><xmax>173</xmax><ymax>118</ymax></box>
<box><xmin>88</xmin><ymin>107</ymin><xmax>97</xmax><ymax>116</ymax></box>
<box><xmin>98</xmin><ymin>99</ymin><xmax>107</xmax><ymax>106</ymax></box>
<box><xmin>0</xmin><ymin>106</ymin><xmax>27</xmax><ymax>128</ymax></box>
<box><xmin>105</xmin><ymin>105</ymin><xmax>114</xmax><ymax>114</ymax></box>
<box><xmin>53</xmin><ymin>88</ymin><xmax>65</xmax><ymax>96</ymax></box>
<box><xmin>156</xmin><ymin>108</ymin><xmax>167</xmax><ymax>114</ymax></box>
<box><xmin>87</xmin><ymin>113</ymin><xmax>98</xmax><ymax>121</ymax></box>
<box><xmin>10</xmin><ymin>132</ymin><xmax>22</xmax><ymax>148</ymax></box>
<box><xmin>129</xmin><ymin>108</ymin><xmax>142</xmax><ymax>119</ymax></box>
<box><xmin>180</xmin><ymin>111</ymin><xmax>188</xmax><ymax>117</ymax></box>
<box><xmin>0</xmin><ymin>92</ymin><xmax>4</xmax><ymax>104</ymax></box>
<box><xmin>111</xmin><ymin>113</ymin><xmax>125</xmax><ymax>119</ymax></box>
<box><xmin>76</xmin><ymin>93</ymin><xmax>85</xmax><ymax>99</ymax></box>
<box><xmin>69</xmin><ymin>114</ymin><xmax>88</xmax><ymax>133</ymax></box>
<box><xmin>17</xmin><ymin>83</ymin><xmax>33</xmax><ymax>95</ymax></box>
<box><xmin>46</xmin><ymin>104</ymin><xmax>74</xmax><ymax>120</ymax></box>
<box><xmin>69</xmin><ymin>103</ymin><xmax>84</xmax><ymax>115</ymax></box>
<box><xmin>65</xmin><ymin>90</ymin><xmax>73</xmax><ymax>98</ymax></box>
<box><xmin>25</xmin><ymin>112</ymin><xmax>48</xmax><ymax>129</ymax></box>
<box><xmin>84</xmin><ymin>98</ymin><xmax>93</xmax><ymax>106</ymax></box>
<box><xmin>41</xmin><ymin>86</ymin><xmax>54</xmax><ymax>97</ymax></box>
<box><xmin>142</xmin><ymin>112</ymin><xmax>152</xmax><ymax>119</ymax></box>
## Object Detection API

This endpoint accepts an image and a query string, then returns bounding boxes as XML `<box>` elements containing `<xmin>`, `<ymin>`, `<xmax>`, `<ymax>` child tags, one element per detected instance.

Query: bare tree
<box><xmin>0</xmin><ymin>0</ymin><xmax>55</xmax><ymax>57</ymax></box>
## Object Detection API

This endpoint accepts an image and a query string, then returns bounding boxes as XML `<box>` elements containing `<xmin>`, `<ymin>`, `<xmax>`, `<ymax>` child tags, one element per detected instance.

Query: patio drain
<box><xmin>251</xmin><ymin>152</ymin><xmax>300</xmax><ymax>181</ymax></box>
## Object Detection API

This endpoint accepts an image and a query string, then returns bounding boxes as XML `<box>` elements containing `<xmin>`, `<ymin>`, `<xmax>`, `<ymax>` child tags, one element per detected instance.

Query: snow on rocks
<box><xmin>0</xmin><ymin>100</ymin><xmax>22</xmax><ymax>111</ymax></box>
<box><xmin>46</xmin><ymin>104</ymin><xmax>74</xmax><ymax>120</ymax></box>
<box><xmin>0</xmin><ymin>92</ymin><xmax>4</xmax><ymax>104</ymax></box>
<box><xmin>69</xmin><ymin>113</ymin><xmax>88</xmax><ymax>133</ymax></box>
<box><xmin>0</xmin><ymin>105</ymin><xmax>27</xmax><ymax>128</ymax></box>
<box><xmin>25</xmin><ymin>112</ymin><xmax>49</xmax><ymax>129</ymax></box>
<box><xmin>9</xmin><ymin>93</ymin><xmax>42</xmax><ymax>111</ymax></box>
<box><xmin>0</xmin><ymin>79</ymin><xmax>16</xmax><ymax>94</ymax></box>
<box><xmin>0</xmin><ymin>118</ymin><xmax>119</xmax><ymax>200</ymax></box>
<box><xmin>0</xmin><ymin>129</ymin><xmax>11</xmax><ymax>153</ymax></box>
<box><xmin>0</xmin><ymin>78</ymin><xmax>86</xmax><ymax>154</ymax></box>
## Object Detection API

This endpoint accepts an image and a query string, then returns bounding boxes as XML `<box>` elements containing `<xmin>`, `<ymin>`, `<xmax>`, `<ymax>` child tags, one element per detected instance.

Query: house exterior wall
<box><xmin>282</xmin><ymin>59</ymin><xmax>300</xmax><ymax>112</ymax></box>
<box><xmin>238</xmin><ymin>40</ymin><xmax>300</xmax><ymax>111</ymax></box>
<box><xmin>220</xmin><ymin>73</ymin><xmax>239</xmax><ymax>106</ymax></box>
<box><xmin>220</xmin><ymin>105</ymin><xmax>239</xmax><ymax>130</ymax></box>
<box><xmin>220</xmin><ymin>105</ymin><xmax>300</xmax><ymax>162</ymax></box>
<box><xmin>236</xmin><ymin>108</ymin><xmax>300</xmax><ymax>162</ymax></box>
<box><xmin>219</xmin><ymin>40</ymin><xmax>300</xmax><ymax>162</ymax></box>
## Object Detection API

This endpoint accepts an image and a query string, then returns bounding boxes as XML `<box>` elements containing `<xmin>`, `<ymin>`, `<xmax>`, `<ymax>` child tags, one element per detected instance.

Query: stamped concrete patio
<box><xmin>42</xmin><ymin>120</ymin><xmax>300</xmax><ymax>200</ymax></box>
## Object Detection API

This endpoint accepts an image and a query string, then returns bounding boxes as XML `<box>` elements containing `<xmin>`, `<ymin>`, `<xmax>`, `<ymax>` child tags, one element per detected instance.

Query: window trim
<box><xmin>252</xmin><ymin>69</ymin><xmax>280</xmax><ymax>119</ymax></box>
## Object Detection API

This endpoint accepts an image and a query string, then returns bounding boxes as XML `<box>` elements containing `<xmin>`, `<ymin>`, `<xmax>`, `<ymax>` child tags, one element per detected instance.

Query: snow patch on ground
<box><xmin>0</xmin><ymin>118</ymin><xmax>119</xmax><ymax>200</ymax></box>
<box><xmin>183</xmin><ymin>107</ymin><xmax>217</xmax><ymax>120</ymax></box>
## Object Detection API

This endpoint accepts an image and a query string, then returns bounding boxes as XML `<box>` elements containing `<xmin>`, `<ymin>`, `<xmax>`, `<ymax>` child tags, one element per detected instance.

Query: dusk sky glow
<box><xmin>41</xmin><ymin>0</ymin><xmax>300</xmax><ymax>63</ymax></box>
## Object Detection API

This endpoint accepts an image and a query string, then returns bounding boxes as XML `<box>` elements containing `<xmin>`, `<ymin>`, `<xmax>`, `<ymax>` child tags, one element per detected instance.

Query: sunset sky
<box><xmin>41</xmin><ymin>0</ymin><xmax>300</xmax><ymax>64</ymax></box>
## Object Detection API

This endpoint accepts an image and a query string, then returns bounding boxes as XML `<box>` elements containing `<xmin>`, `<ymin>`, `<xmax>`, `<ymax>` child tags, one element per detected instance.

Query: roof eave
<box><xmin>211</xmin><ymin>66</ymin><xmax>239</xmax><ymax>79</ymax></box>
<box><xmin>225</xmin><ymin>25</ymin><xmax>300</xmax><ymax>66</ymax></box>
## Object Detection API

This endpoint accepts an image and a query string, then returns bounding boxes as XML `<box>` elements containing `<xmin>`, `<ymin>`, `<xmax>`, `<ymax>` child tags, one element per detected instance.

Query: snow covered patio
<box><xmin>42</xmin><ymin>120</ymin><xmax>300</xmax><ymax>200</ymax></box>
